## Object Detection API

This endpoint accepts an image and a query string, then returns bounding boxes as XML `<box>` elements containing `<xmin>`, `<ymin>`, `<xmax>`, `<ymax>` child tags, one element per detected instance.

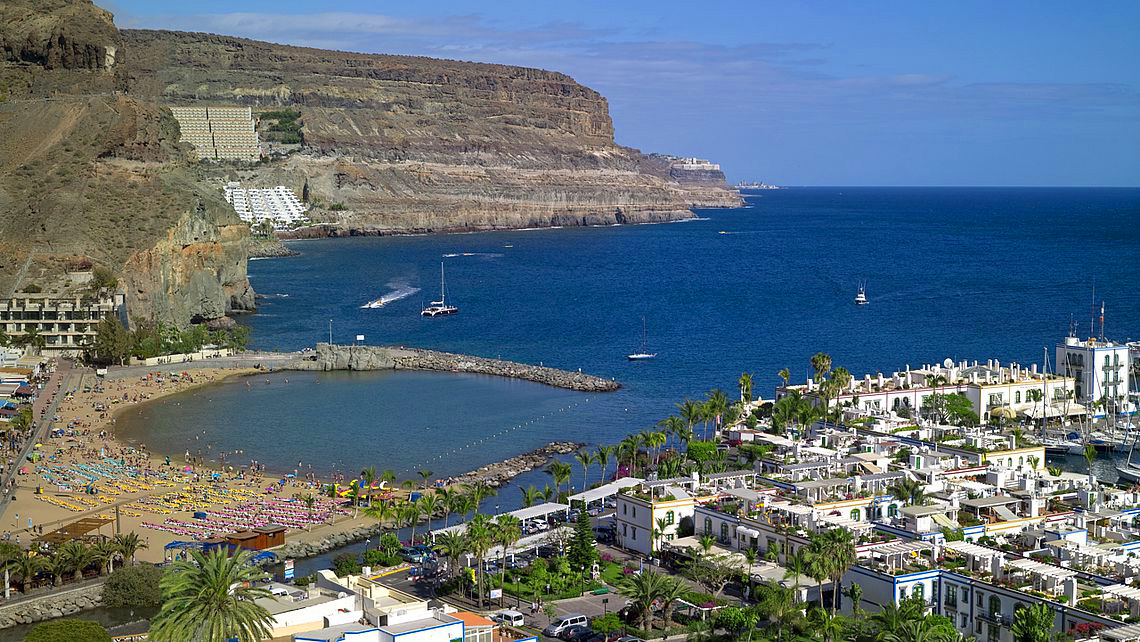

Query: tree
<box><xmin>60</xmin><ymin>539</ymin><xmax>93</xmax><ymax>581</ymax></box>
<box><xmin>742</xmin><ymin>547</ymin><xmax>757</xmax><ymax>598</ymax></box>
<box><xmin>677</xmin><ymin>400</ymin><xmax>700</xmax><ymax>445</ymax></box>
<box><xmin>592</xmin><ymin>613</ymin><xmax>623</xmax><ymax>636</ymax></box>
<box><xmin>567</xmin><ymin>505</ymin><xmax>598</xmax><ymax>572</ymax></box>
<box><xmin>26</xmin><ymin>619</ymin><xmax>111</xmax><ymax>642</ymax></box>
<box><xmin>756</xmin><ymin>582</ymin><xmax>800</xmax><ymax>642</ymax></box>
<box><xmin>112</xmin><ymin>532</ymin><xmax>147</xmax><ymax>567</ymax></box>
<box><xmin>824</xmin><ymin>528</ymin><xmax>855</xmax><ymax>613</ymax></box>
<box><xmin>715</xmin><ymin>606</ymin><xmax>756</xmax><ymax>638</ymax></box>
<box><xmin>1011</xmin><ymin>602</ymin><xmax>1054</xmax><ymax>642</ymax></box>
<box><xmin>847</xmin><ymin>582</ymin><xmax>864</xmax><ymax>618</ymax></box>
<box><xmin>739</xmin><ymin>372</ymin><xmax>754</xmax><ymax>403</ymax></box>
<box><xmin>1084</xmin><ymin>443</ymin><xmax>1097</xmax><ymax>482</ymax></box>
<box><xmin>13</xmin><ymin>550</ymin><xmax>44</xmax><ymax>593</ymax></box>
<box><xmin>889</xmin><ymin>477</ymin><xmax>928</xmax><ymax>507</ymax></box>
<box><xmin>545</xmin><ymin>461</ymin><xmax>572</xmax><ymax>499</ymax></box>
<box><xmin>778</xmin><ymin>367</ymin><xmax>791</xmax><ymax>388</ymax></box>
<box><xmin>617</xmin><ymin>569</ymin><xmax>668</xmax><ymax>631</ymax></box>
<box><xmin>45</xmin><ymin>551</ymin><xmax>70</xmax><ymax>587</ymax></box>
<box><xmin>685</xmin><ymin>553</ymin><xmax>734</xmax><ymax>598</ymax></box>
<box><xmin>520</xmin><ymin>485</ymin><xmax>541</xmax><ymax>509</ymax></box>
<box><xmin>90</xmin><ymin>539</ymin><xmax>117</xmax><ymax>576</ymax></box>
<box><xmin>493</xmin><ymin>514</ymin><xmax>522</xmax><ymax>604</ymax></box>
<box><xmin>595</xmin><ymin>445</ymin><xmax>613</xmax><ymax>484</ymax></box>
<box><xmin>150</xmin><ymin>549</ymin><xmax>275</xmax><ymax>642</ymax></box>
<box><xmin>418</xmin><ymin>468</ymin><xmax>433</xmax><ymax>489</ymax></box>
<box><xmin>808</xmin><ymin>606</ymin><xmax>846</xmax><ymax>642</ymax></box>
<box><xmin>433</xmin><ymin>531</ymin><xmax>468</xmax><ymax>578</ymax></box>
<box><xmin>658</xmin><ymin>574</ymin><xmax>689</xmax><ymax>628</ymax></box>
<box><xmin>92</xmin><ymin>316</ymin><xmax>131</xmax><ymax>365</ymax></box>
<box><xmin>870</xmin><ymin>595</ymin><xmax>928</xmax><ymax>638</ymax></box>
<box><xmin>466</xmin><ymin>514</ymin><xmax>493</xmax><ymax>607</ymax></box>
<box><xmin>102</xmin><ymin>564</ymin><xmax>164</xmax><ymax>609</ymax></box>
<box><xmin>0</xmin><ymin>541</ymin><xmax>19</xmax><ymax>599</ymax></box>
<box><xmin>332</xmin><ymin>552</ymin><xmax>361</xmax><ymax>577</ymax></box>
<box><xmin>574</xmin><ymin>450</ymin><xmax>594</xmax><ymax>492</ymax></box>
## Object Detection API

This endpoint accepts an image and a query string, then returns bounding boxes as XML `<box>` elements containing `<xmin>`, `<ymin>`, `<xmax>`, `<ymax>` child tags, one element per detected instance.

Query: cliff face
<box><xmin>0</xmin><ymin>0</ymin><xmax>253</xmax><ymax>326</ymax></box>
<box><xmin>120</xmin><ymin>30</ymin><xmax>740</xmax><ymax>232</ymax></box>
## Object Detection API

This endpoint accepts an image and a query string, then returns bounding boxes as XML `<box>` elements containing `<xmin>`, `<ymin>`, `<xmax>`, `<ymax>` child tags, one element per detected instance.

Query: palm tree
<box><xmin>433</xmin><ymin>531</ymin><xmax>468</xmax><ymax>578</ymax></box>
<box><xmin>493</xmin><ymin>515</ymin><xmax>522</xmax><ymax>606</ymax></box>
<box><xmin>402</xmin><ymin>500</ymin><xmax>424</xmax><ymax>545</ymax></box>
<box><xmin>301</xmin><ymin>494</ymin><xmax>318</xmax><ymax>530</ymax></box>
<box><xmin>657</xmin><ymin>574</ymin><xmax>689</xmax><ymax>628</ymax></box>
<box><xmin>778</xmin><ymin>367</ymin><xmax>791</xmax><ymax>388</ymax></box>
<box><xmin>847</xmin><ymin>582</ymin><xmax>864</xmax><ymax>618</ymax></box>
<box><xmin>539</xmin><ymin>485</ymin><xmax>555</xmax><ymax>503</ymax></box>
<box><xmin>380</xmin><ymin>469</ymin><xmax>396</xmax><ymax>486</ymax></box>
<box><xmin>706</xmin><ymin>389</ymin><xmax>730</xmax><ymax>438</ymax></box>
<box><xmin>889</xmin><ymin>477</ymin><xmax>927</xmax><ymax>507</ymax></box>
<box><xmin>362</xmin><ymin>498</ymin><xmax>395</xmax><ymax>528</ymax></box>
<box><xmin>418</xmin><ymin>469</ymin><xmax>434</xmax><ymax>489</ymax></box>
<box><xmin>756</xmin><ymin>581</ymin><xmax>800</xmax><ymax>642</ymax></box>
<box><xmin>677</xmin><ymin>400</ymin><xmax>700</xmax><ymax>442</ymax></box>
<box><xmin>824</xmin><ymin>528</ymin><xmax>855</xmax><ymax>613</ymax></box>
<box><xmin>1084</xmin><ymin>443</ymin><xmax>1098</xmax><ymax>483</ymax></box>
<box><xmin>45</xmin><ymin>551</ymin><xmax>70</xmax><ymax>587</ymax></box>
<box><xmin>435</xmin><ymin>488</ymin><xmax>454</xmax><ymax>527</ymax></box>
<box><xmin>811</xmin><ymin>352</ymin><xmax>832</xmax><ymax>385</ymax></box>
<box><xmin>0</xmin><ymin>542</ymin><xmax>19</xmax><ymax>599</ymax></box>
<box><xmin>360</xmin><ymin>466</ymin><xmax>377</xmax><ymax>506</ymax></box>
<box><xmin>112</xmin><ymin>532</ymin><xmax>147</xmax><ymax>568</ymax></box>
<box><xmin>883</xmin><ymin>616</ymin><xmax>958</xmax><ymax>642</ymax></box>
<box><xmin>545</xmin><ymin>461</ymin><xmax>572</xmax><ymax>499</ymax></box>
<box><xmin>595</xmin><ymin>445</ymin><xmax>613</xmax><ymax>484</ymax></box>
<box><xmin>1011</xmin><ymin>601</ymin><xmax>1053</xmax><ymax>642</ymax></box>
<box><xmin>150</xmin><ymin>548</ymin><xmax>276</xmax><ymax>642</ymax></box>
<box><xmin>617</xmin><ymin>569</ymin><xmax>668</xmax><ymax>631</ymax></box>
<box><xmin>573</xmin><ymin>450</ymin><xmax>594</xmax><ymax>493</ymax></box>
<box><xmin>520</xmin><ymin>485</ymin><xmax>541</xmax><ymax>508</ymax></box>
<box><xmin>450</xmin><ymin>492</ymin><xmax>473</xmax><ymax>524</ymax></box>
<box><xmin>805</xmin><ymin>535</ymin><xmax>832</xmax><ymax>610</ymax></box>
<box><xmin>90</xmin><ymin>539</ymin><xmax>117</xmax><ymax>576</ymax></box>
<box><xmin>418</xmin><ymin>493</ymin><xmax>441</xmax><ymax>530</ymax></box>
<box><xmin>869</xmin><ymin>598</ymin><xmax>926</xmax><ymax>638</ymax></box>
<box><xmin>742</xmin><ymin>547</ymin><xmax>757</xmax><ymax>599</ymax></box>
<box><xmin>617</xmin><ymin>437</ymin><xmax>638</xmax><ymax>476</ymax></box>
<box><xmin>466</xmin><ymin>514</ymin><xmax>493</xmax><ymax>608</ymax></box>
<box><xmin>60</xmin><ymin>539</ymin><xmax>92</xmax><ymax>582</ymax></box>
<box><xmin>739</xmin><ymin>372</ymin><xmax>754</xmax><ymax>403</ymax></box>
<box><xmin>783</xmin><ymin>548</ymin><xmax>808</xmax><ymax>602</ymax></box>
<box><xmin>657</xmin><ymin>416</ymin><xmax>684</xmax><ymax>453</ymax></box>
<box><xmin>809</xmin><ymin>606</ymin><xmax>846</xmax><ymax>642</ymax></box>
<box><xmin>653</xmin><ymin>517</ymin><xmax>669</xmax><ymax>554</ymax></box>
<box><xmin>13</xmin><ymin>551</ymin><xmax>43</xmax><ymax>593</ymax></box>
<box><xmin>698</xmin><ymin>534</ymin><xmax>715</xmax><ymax>555</ymax></box>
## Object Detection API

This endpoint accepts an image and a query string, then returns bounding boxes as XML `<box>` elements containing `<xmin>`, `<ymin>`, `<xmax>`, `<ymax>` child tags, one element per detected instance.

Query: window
<box><xmin>622</xmin><ymin>524</ymin><xmax>627</xmax><ymax>537</ymax></box>
<box><xmin>632</xmin><ymin>507</ymin><xmax>636</xmax><ymax>518</ymax></box>
<box><xmin>704</xmin><ymin>518</ymin><xmax>712</xmax><ymax>536</ymax></box>
<box><xmin>1015</xmin><ymin>391</ymin><xmax>1021</xmax><ymax>404</ymax></box>
<box><xmin>988</xmin><ymin>595</ymin><xmax>1001</xmax><ymax>617</ymax></box>
<box><xmin>912</xmin><ymin>584</ymin><xmax>924</xmax><ymax>601</ymax></box>
<box><xmin>960</xmin><ymin>613</ymin><xmax>968</xmax><ymax>628</ymax></box>
<box><xmin>664</xmin><ymin>511</ymin><xmax>675</xmax><ymax>525</ymax></box>
<box><xmin>623</xmin><ymin>504</ymin><xmax>627</xmax><ymax>515</ymax></box>
<box><xmin>631</xmin><ymin>528</ymin><xmax>636</xmax><ymax>541</ymax></box>
<box><xmin>720</xmin><ymin>523</ymin><xmax>729</xmax><ymax>541</ymax></box>
<box><xmin>888</xmin><ymin>504</ymin><xmax>898</xmax><ymax>517</ymax></box>
<box><xmin>665</xmin><ymin>534</ymin><xmax>674</xmax><ymax>541</ymax></box>
<box><xmin>1018</xmin><ymin>457</ymin><xmax>1024</xmax><ymax>467</ymax></box>
<box><xmin>850</xmin><ymin>509</ymin><xmax>860</xmax><ymax>521</ymax></box>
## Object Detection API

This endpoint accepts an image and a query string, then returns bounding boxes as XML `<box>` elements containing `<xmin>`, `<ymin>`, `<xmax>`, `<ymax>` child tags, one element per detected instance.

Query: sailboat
<box><xmin>421</xmin><ymin>261</ymin><xmax>458</xmax><ymax>317</ymax></box>
<box><xmin>854</xmin><ymin>281</ymin><xmax>868</xmax><ymax>305</ymax></box>
<box><xmin>627</xmin><ymin>317</ymin><xmax>656</xmax><ymax>361</ymax></box>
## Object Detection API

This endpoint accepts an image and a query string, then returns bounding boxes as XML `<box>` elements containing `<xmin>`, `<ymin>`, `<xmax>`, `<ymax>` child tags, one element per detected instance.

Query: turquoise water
<box><xmin>123</xmin><ymin>187</ymin><xmax>1140</xmax><ymax>482</ymax></box>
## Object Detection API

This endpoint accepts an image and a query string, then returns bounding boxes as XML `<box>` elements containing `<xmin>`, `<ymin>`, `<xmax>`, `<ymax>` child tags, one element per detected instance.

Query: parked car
<box><xmin>493</xmin><ymin>610</ymin><xmax>525</xmax><ymax>627</ymax></box>
<box><xmin>557</xmin><ymin>624</ymin><xmax>592</xmax><ymax>641</ymax></box>
<box><xmin>401</xmin><ymin>548</ymin><xmax>428</xmax><ymax>563</ymax></box>
<box><xmin>543</xmin><ymin>614</ymin><xmax>588</xmax><ymax>637</ymax></box>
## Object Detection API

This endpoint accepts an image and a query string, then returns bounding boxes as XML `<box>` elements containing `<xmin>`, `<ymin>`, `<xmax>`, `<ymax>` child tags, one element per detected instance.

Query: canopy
<box><xmin>990</xmin><ymin>407</ymin><xmax>1017</xmax><ymax>419</ymax></box>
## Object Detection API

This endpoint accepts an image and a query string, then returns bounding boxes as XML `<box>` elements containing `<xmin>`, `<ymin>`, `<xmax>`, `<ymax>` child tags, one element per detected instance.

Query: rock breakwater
<box><xmin>451</xmin><ymin>441</ymin><xmax>583</xmax><ymax>488</ymax></box>
<box><xmin>287</xmin><ymin>344</ymin><xmax>619</xmax><ymax>392</ymax></box>
<box><xmin>0</xmin><ymin>582</ymin><xmax>103</xmax><ymax>629</ymax></box>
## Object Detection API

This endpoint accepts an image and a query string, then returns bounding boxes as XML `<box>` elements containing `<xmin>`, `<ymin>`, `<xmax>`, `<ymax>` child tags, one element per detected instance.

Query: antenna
<box><xmin>1090</xmin><ymin>280</ymin><xmax>1095</xmax><ymax>339</ymax></box>
<box><xmin>1099</xmin><ymin>301</ymin><xmax>1105</xmax><ymax>341</ymax></box>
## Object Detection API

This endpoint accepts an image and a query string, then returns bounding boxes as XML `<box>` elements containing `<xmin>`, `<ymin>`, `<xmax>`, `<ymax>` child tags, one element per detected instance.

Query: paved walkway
<box><xmin>0</xmin><ymin>359</ymin><xmax>73</xmax><ymax>520</ymax></box>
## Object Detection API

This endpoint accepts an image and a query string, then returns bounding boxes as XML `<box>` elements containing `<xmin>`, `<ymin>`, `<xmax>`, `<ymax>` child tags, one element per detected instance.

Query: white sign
<box><xmin>356</xmin><ymin>335</ymin><xmax>365</xmax><ymax>342</ymax></box>
<box><xmin>489</xmin><ymin>588</ymin><xmax>502</xmax><ymax>599</ymax></box>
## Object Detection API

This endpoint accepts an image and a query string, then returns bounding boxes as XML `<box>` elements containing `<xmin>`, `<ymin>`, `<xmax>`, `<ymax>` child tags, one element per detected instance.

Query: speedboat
<box><xmin>855</xmin><ymin>282</ymin><xmax>868</xmax><ymax>305</ymax></box>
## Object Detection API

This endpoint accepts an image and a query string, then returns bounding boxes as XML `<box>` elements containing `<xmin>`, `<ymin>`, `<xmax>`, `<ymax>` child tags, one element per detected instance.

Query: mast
<box><xmin>439</xmin><ymin>260</ymin><xmax>446</xmax><ymax>305</ymax></box>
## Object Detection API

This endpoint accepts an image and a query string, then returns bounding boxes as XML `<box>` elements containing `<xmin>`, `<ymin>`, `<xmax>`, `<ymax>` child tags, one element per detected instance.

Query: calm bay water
<box><xmin>117</xmin><ymin>187</ymin><xmax>1140</xmax><ymax>483</ymax></box>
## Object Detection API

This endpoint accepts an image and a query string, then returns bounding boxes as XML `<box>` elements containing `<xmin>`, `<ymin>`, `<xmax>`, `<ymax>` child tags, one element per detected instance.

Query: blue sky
<box><xmin>108</xmin><ymin>1</ymin><xmax>1140</xmax><ymax>186</ymax></box>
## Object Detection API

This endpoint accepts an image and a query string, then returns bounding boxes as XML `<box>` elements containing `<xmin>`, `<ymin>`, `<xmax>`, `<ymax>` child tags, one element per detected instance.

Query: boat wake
<box><xmin>442</xmin><ymin>252</ymin><xmax>504</xmax><ymax>258</ymax></box>
<box><xmin>361</xmin><ymin>285</ymin><xmax>421</xmax><ymax>309</ymax></box>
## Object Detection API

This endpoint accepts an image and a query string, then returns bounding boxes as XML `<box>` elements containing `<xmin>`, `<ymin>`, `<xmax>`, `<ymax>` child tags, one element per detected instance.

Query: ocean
<box><xmin>115</xmin><ymin>187</ymin><xmax>1140</xmax><ymax>483</ymax></box>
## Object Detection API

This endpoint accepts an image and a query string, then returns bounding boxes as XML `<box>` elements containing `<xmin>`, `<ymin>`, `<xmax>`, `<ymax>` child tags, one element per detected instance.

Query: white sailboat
<box><xmin>627</xmin><ymin>317</ymin><xmax>656</xmax><ymax>361</ymax></box>
<box><xmin>421</xmin><ymin>261</ymin><xmax>458</xmax><ymax>317</ymax></box>
<box><xmin>854</xmin><ymin>281</ymin><xmax>868</xmax><ymax>305</ymax></box>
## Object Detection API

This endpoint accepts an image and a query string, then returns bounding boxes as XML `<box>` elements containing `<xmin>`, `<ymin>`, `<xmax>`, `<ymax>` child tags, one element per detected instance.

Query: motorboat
<box><xmin>855</xmin><ymin>282</ymin><xmax>868</xmax><ymax>305</ymax></box>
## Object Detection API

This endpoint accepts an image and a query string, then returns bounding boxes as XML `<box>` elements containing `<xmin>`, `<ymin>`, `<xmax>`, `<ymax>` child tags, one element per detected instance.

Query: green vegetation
<box><xmin>567</xmin><ymin>505</ymin><xmax>598</xmax><ymax>572</ymax></box>
<box><xmin>150</xmin><ymin>548</ymin><xmax>275</xmax><ymax>642</ymax></box>
<box><xmin>91</xmin><ymin>316</ymin><xmax>249</xmax><ymax>365</ymax></box>
<box><xmin>26</xmin><ymin>619</ymin><xmax>111</xmax><ymax>642</ymax></box>
<box><xmin>332</xmin><ymin>552</ymin><xmax>362</xmax><ymax>577</ymax></box>
<box><xmin>103</xmin><ymin>563</ymin><xmax>164</xmax><ymax>608</ymax></box>
<box><xmin>260</xmin><ymin>109</ymin><xmax>304</xmax><ymax>144</ymax></box>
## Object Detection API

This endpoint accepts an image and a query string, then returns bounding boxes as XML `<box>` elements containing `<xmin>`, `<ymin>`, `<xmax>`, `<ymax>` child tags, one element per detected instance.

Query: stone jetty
<box><xmin>287</xmin><ymin>344</ymin><xmax>619</xmax><ymax>392</ymax></box>
<box><xmin>0</xmin><ymin>581</ymin><xmax>104</xmax><ymax>628</ymax></box>
<box><xmin>450</xmin><ymin>441</ymin><xmax>583</xmax><ymax>487</ymax></box>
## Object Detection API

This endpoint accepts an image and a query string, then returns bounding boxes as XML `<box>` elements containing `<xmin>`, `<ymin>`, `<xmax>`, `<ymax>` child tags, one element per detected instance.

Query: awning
<box><xmin>990</xmin><ymin>407</ymin><xmax>1018</xmax><ymax>419</ymax></box>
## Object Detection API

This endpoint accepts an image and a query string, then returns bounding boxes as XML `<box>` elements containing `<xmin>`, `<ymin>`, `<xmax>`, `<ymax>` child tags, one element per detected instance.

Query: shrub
<box><xmin>21</xmin><ymin>284</ymin><xmax>42</xmax><ymax>293</ymax></box>
<box><xmin>102</xmin><ymin>564</ymin><xmax>163</xmax><ymax>608</ymax></box>
<box><xmin>332</xmin><ymin>552</ymin><xmax>361</xmax><ymax>577</ymax></box>
<box><xmin>26</xmin><ymin>619</ymin><xmax>111</xmax><ymax>642</ymax></box>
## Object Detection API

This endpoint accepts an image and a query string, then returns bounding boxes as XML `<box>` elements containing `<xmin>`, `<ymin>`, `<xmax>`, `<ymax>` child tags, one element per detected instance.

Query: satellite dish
<box><xmin>943</xmin><ymin>358</ymin><xmax>954</xmax><ymax>369</ymax></box>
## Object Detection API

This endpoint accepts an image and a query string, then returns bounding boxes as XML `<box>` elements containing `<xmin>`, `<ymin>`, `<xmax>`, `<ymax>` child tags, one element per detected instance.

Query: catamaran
<box><xmin>627</xmin><ymin>317</ymin><xmax>656</xmax><ymax>361</ymax></box>
<box><xmin>421</xmin><ymin>261</ymin><xmax>458</xmax><ymax>317</ymax></box>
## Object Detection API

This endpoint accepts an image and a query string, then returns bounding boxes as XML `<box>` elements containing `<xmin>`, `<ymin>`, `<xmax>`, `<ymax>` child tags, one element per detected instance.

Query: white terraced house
<box><xmin>224</xmin><ymin>182</ymin><xmax>309</xmax><ymax>230</ymax></box>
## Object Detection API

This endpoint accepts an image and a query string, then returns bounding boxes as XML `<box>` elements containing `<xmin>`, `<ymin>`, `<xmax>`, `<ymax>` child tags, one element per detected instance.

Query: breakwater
<box><xmin>0</xmin><ymin>581</ymin><xmax>103</xmax><ymax>628</ymax></box>
<box><xmin>286</xmin><ymin>343</ymin><xmax>620</xmax><ymax>392</ymax></box>
<box><xmin>451</xmin><ymin>441</ymin><xmax>583</xmax><ymax>487</ymax></box>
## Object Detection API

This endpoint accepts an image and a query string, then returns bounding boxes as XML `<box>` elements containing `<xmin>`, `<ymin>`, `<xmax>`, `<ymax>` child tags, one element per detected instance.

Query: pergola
<box><xmin>1103</xmin><ymin>584</ymin><xmax>1140</xmax><ymax>618</ymax></box>
<box><xmin>862</xmin><ymin>540</ymin><xmax>933</xmax><ymax>572</ymax></box>
<box><xmin>1004</xmin><ymin>557</ymin><xmax>1076</xmax><ymax>595</ymax></box>
<box><xmin>944</xmin><ymin>540</ymin><xmax>1003</xmax><ymax>574</ymax></box>
<box><xmin>34</xmin><ymin>517</ymin><xmax>113</xmax><ymax>546</ymax></box>
<box><xmin>568</xmin><ymin>478</ymin><xmax>642</xmax><ymax>508</ymax></box>
<box><xmin>429</xmin><ymin>502</ymin><xmax>570</xmax><ymax>539</ymax></box>
<box><xmin>1101</xmin><ymin>622</ymin><xmax>1140</xmax><ymax>642</ymax></box>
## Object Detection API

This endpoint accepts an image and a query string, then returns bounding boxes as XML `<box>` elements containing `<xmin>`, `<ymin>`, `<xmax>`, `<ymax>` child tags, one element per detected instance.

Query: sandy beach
<box><xmin>3</xmin><ymin>367</ymin><xmax>383</xmax><ymax>564</ymax></box>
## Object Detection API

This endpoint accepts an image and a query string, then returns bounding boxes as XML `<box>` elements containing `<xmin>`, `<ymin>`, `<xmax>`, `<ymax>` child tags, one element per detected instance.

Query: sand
<box><xmin>2</xmin><ymin>367</ymin><xmax>382</xmax><ymax>564</ymax></box>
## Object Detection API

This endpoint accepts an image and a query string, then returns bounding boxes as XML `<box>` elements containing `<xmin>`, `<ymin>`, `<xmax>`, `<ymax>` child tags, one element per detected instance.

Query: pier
<box><xmin>286</xmin><ymin>343</ymin><xmax>620</xmax><ymax>392</ymax></box>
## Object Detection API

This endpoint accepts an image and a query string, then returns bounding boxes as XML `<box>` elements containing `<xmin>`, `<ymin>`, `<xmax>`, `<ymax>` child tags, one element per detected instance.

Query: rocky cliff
<box><xmin>0</xmin><ymin>0</ymin><xmax>254</xmax><ymax>326</ymax></box>
<box><xmin>1</xmin><ymin>0</ymin><xmax>738</xmax><ymax>327</ymax></box>
<box><xmin>120</xmin><ymin>29</ymin><xmax>740</xmax><ymax>233</ymax></box>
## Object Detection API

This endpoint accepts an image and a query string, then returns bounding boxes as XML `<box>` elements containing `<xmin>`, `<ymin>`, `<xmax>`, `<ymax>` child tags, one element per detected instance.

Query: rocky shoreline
<box><xmin>288</xmin><ymin>344</ymin><xmax>620</xmax><ymax>392</ymax></box>
<box><xmin>248</xmin><ymin>237</ymin><xmax>301</xmax><ymax>258</ymax></box>
<box><xmin>450</xmin><ymin>441</ymin><xmax>584</xmax><ymax>488</ymax></box>
<box><xmin>0</xmin><ymin>582</ymin><xmax>103</xmax><ymax>629</ymax></box>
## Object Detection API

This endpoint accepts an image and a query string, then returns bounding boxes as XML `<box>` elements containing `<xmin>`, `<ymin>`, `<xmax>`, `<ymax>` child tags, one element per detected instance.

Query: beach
<box><xmin>3</xmin><ymin>366</ymin><xmax>385</xmax><ymax>564</ymax></box>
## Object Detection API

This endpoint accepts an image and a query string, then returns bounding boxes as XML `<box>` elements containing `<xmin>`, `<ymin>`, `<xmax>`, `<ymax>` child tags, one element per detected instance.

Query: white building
<box><xmin>224</xmin><ymin>182</ymin><xmax>309</xmax><ymax>230</ymax></box>
<box><xmin>0</xmin><ymin>293</ymin><xmax>123</xmax><ymax>357</ymax></box>
<box><xmin>1056</xmin><ymin>335</ymin><xmax>1133</xmax><ymax>415</ymax></box>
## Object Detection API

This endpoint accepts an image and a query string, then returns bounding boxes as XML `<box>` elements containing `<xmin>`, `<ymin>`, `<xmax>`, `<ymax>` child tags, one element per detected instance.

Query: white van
<box><xmin>494</xmin><ymin>610</ymin><xmax>525</xmax><ymax>627</ymax></box>
<box><xmin>543</xmin><ymin>614</ymin><xmax>587</xmax><ymax>637</ymax></box>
